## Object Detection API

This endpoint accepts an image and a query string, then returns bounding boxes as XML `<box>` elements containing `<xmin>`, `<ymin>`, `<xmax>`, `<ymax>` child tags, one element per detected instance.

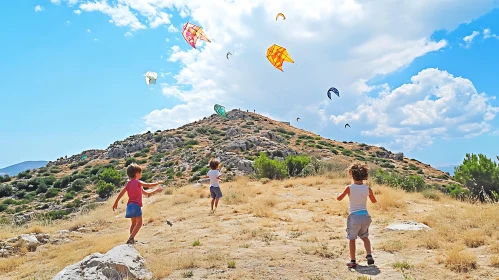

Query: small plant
<box><xmin>181</xmin><ymin>271</ymin><xmax>193</xmax><ymax>278</ymax></box>
<box><xmin>392</xmin><ymin>260</ymin><xmax>411</xmax><ymax>271</ymax></box>
<box><xmin>227</xmin><ymin>261</ymin><xmax>236</xmax><ymax>269</ymax></box>
<box><xmin>192</xmin><ymin>239</ymin><xmax>201</xmax><ymax>246</ymax></box>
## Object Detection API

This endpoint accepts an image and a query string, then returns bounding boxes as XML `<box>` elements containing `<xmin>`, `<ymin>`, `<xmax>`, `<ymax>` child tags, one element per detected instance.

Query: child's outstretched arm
<box><xmin>142</xmin><ymin>186</ymin><xmax>163</xmax><ymax>197</ymax></box>
<box><xmin>337</xmin><ymin>186</ymin><xmax>350</xmax><ymax>201</ymax></box>
<box><xmin>368</xmin><ymin>187</ymin><xmax>377</xmax><ymax>203</ymax></box>
<box><xmin>139</xmin><ymin>180</ymin><xmax>163</xmax><ymax>188</ymax></box>
<box><xmin>112</xmin><ymin>187</ymin><xmax>127</xmax><ymax>211</ymax></box>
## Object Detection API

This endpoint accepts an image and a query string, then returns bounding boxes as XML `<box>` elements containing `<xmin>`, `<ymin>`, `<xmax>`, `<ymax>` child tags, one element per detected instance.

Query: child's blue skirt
<box><xmin>125</xmin><ymin>203</ymin><xmax>142</xmax><ymax>218</ymax></box>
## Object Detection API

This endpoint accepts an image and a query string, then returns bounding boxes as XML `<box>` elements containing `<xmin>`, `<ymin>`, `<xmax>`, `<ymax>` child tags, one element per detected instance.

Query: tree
<box><xmin>96</xmin><ymin>180</ymin><xmax>116</xmax><ymax>198</ymax></box>
<box><xmin>0</xmin><ymin>184</ymin><xmax>12</xmax><ymax>198</ymax></box>
<box><xmin>285</xmin><ymin>155</ymin><xmax>311</xmax><ymax>176</ymax></box>
<box><xmin>253</xmin><ymin>153</ymin><xmax>287</xmax><ymax>179</ymax></box>
<box><xmin>454</xmin><ymin>153</ymin><xmax>499</xmax><ymax>201</ymax></box>
<box><xmin>98</xmin><ymin>168</ymin><xmax>123</xmax><ymax>187</ymax></box>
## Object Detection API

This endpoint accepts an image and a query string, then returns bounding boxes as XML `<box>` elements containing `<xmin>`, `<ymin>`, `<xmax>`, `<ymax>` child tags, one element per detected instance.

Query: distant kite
<box><xmin>327</xmin><ymin>87</ymin><xmax>340</xmax><ymax>99</ymax></box>
<box><xmin>276</xmin><ymin>13</ymin><xmax>286</xmax><ymax>20</ymax></box>
<box><xmin>266</xmin><ymin>44</ymin><xmax>294</xmax><ymax>71</ymax></box>
<box><xmin>345</xmin><ymin>124</ymin><xmax>350</xmax><ymax>128</ymax></box>
<box><xmin>214</xmin><ymin>104</ymin><xmax>228</xmax><ymax>119</ymax></box>
<box><xmin>144</xmin><ymin>71</ymin><xmax>158</xmax><ymax>85</ymax></box>
<box><xmin>182</xmin><ymin>22</ymin><xmax>211</xmax><ymax>49</ymax></box>
<box><xmin>226</xmin><ymin>52</ymin><xmax>232</xmax><ymax>60</ymax></box>
<box><xmin>296</xmin><ymin>117</ymin><xmax>301</xmax><ymax>122</ymax></box>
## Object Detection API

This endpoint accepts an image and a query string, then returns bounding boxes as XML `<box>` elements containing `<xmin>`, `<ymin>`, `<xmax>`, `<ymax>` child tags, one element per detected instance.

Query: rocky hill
<box><xmin>0</xmin><ymin>110</ymin><xmax>453</xmax><ymax>224</ymax></box>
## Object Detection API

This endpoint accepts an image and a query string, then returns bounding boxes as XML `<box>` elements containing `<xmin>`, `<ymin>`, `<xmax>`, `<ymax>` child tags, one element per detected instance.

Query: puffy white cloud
<box><xmin>87</xmin><ymin>29</ymin><xmax>91</xmax><ymax>33</ymax></box>
<box><xmin>35</xmin><ymin>5</ymin><xmax>45</xmax><ymax>12</ymax></box>
<box><xmin>74</xmin><ymin>9</ymin><xmax>82</xmax><ymax>15</ymax></box>
<box><xmin>57</xmin><ymin>0</ymin><xmax>497</xmax><ymax>151</ymax></box>
<box><xmin>330</xmin><ymin>68</ymin><xmax>499</xmax><ymax>150</ymax></box>
<box><xmin>149</xmin><ymin>12</ymin><xmax>172</xmax><ymax>28</ymax></box>
<box><xmin>462</xmin><ymin>30</ymin><xmax>480</xmax><ymax>48</ymax></box>
<box><xmin>125</xmin><ymin>31</ymin><xmax>133</xmax><ymax>37</ymax></box>
<box><xmin>168</xmin><ymin>24</ymin><xmax>178</xmax><ymax>32</ymax></box>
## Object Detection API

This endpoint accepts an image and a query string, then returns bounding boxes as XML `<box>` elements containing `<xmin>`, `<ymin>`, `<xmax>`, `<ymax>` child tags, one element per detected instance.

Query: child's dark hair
<box><xmin>349</xmin><ymin>162</ymin><xmax>369</xmax><ymax>181</ymax></box>
<box><xmin>209</xmin><ymin>159</ymin><xmax>220</xmax><ymax>170</ymax></box>
<box><xmin>127</xmin><ymin>163</ymin><xmax>142</xmax><ymax>179</ymax></box>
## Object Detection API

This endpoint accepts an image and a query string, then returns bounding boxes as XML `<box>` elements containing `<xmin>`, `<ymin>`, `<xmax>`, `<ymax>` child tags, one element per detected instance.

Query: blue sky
<box><xmin>1</xmin><ymin>0</ymin><xmax>498</xmax><ymax>171</ymax></box>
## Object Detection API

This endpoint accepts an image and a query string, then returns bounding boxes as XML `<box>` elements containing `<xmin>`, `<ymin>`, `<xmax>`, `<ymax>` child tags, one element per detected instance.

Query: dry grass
<box><xmin>445</xmin><ymin>246</ymin><xmax>478</xmax><ymax>273</ymax></box>
<box><xmin>1</xmin><ymin>175</ymin><xmax>499</xmax><ymax>279</ymax></box>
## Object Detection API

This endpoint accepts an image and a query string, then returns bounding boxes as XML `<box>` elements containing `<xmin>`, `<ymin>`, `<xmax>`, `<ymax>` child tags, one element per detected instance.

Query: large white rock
<box><xmin>53</xmin><ymin>244</ymin><xmax>152</xmax><ymax>280</ymax></box>
<box><xmin>386</xmin><ymin>221</ymin><xmax>431</xmax><ymax>231</ymax></box>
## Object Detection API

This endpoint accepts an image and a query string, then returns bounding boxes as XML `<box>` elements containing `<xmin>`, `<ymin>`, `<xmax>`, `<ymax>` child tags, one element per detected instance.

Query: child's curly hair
<box><xmin>349</xmin><ymin>162</ymin><xmax>369</xmax><ymax>181</ymax></box>
<box><xmin>127</xmin><ymin>163</ymin><xmax>142</xmax><ymax>179</ymax></box>
<box><xmin>209</xmin><ymin>159</ymin><xmax>220</xmax><ymax>170</ymax></box>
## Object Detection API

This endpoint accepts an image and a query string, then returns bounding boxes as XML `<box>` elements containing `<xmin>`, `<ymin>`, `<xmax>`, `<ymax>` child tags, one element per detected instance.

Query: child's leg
<box><xmin>130</xmin><ymin>218</ymin><xmax>137</xmax><ymax>235</ymax></box>
<box><xmin>361</xmin><ymin>237</ymin><xmax>372</xmax><ymax>255</ymax></box>
<box><xmin>214</xmin><ymin>198</ymin><xmax>220</xmax><ymax>208</ymax></box>
<box><xmin>211</xmin><ymin>199</ymin><xmax>215</xmax><ymax>210</ymax></box>
<box><xmin>129</xmin><ymin>217</ymin><xmax>143</xmax><ymax>239</ymax></box>
<box><xmin>349</xmin><ymin>239</ymin><xmax>356</xmax><ymax>261</ymax></box>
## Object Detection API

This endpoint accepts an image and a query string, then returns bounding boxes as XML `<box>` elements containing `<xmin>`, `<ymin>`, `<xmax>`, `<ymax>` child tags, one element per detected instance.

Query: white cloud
<box><xmin>74</xmin><ymin>9</ymin><xmax>82</xmax><ymax>15</ymax></box>
<box><xmin>462</xmin><ymin>30</ymin><xmax>480</xmax><ymax>48</ymax></box>
<box><xmin>79</xmin><ymin>1</ymin><xmax>146</xmax><ymax>31</ymax></box>
<box><xmin>87</xmin><ymin>29</ymin><xmax>91</xmax><ymax>33</ymax></box>
<box><xmin>50</xmin><ymin>0</ymin><xmax>61</xmax><ymax>4</ymax></box>
<box><xmin>94</xmin><ymin>38</ymin><xmax>98</xmax><ymax>41</ymax></box>
<box><xmin>35</xmin><ymin>5</ymin><xmax>44</xmax><ymax>12</ymax></box>
<box><xmin>51</xmin><ymin>0</ymin><xmax>79</xmax><ymax>5</ymax></box>
<box><xmin>66</xmin><ymin>20</ymin><xmax>71</xmax><ymax>24</ymax></box>
<box><xmin>330</xmin><ymin>68</ymin><xmax>499</xmax><ymax>150</ymax></box>
<box><xmin>165</xmin><ymin>38</ymin><xmax>170</xmax><ymax>42</ymax></box>
<box><xmin>150</xmin><ymin>12</ymin><xmax>172</xmax><ymax>28</ymax></box>
<box><xmin>125</xmin><ymin>31</ymin><xmax>133</xmax><ymax>37</ymax></box>
<box><xmin>167</xmin><ymin>24</ymin><xmax>178</xmax><ymax>33</ymax></box>
<box><xmin>56</xmin><ymin>0</ymin><xmax>496</xmax><ymax>151</ymax></box>
<box><xmin>483</xmin><ymin>28</ymin><xmax>499</xmax><ymax>39</ymax></box>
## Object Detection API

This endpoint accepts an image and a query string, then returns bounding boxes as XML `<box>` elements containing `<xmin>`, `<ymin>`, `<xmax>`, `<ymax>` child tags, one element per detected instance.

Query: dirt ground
<box><xmin>1</xmin><ymin>176</ymin><xmax>499</xmax><ymax>280</ymax></box>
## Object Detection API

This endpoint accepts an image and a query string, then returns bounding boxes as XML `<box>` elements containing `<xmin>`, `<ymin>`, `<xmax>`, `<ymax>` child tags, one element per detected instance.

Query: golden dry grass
<box><xmin>0</xmin><ymin>176</ymin><xmax>498</xmax><ymax>279</ymax></box>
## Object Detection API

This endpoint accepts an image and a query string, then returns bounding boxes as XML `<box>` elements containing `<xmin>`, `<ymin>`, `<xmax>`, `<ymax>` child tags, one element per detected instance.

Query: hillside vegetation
<box><xmin>0</xmin><ymin>110</ymin><xmax>456</xmax><ymax>225</ymax></box>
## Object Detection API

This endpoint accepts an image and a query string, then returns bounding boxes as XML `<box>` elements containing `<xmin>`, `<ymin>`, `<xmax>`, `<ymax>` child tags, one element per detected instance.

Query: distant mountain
<box><xmin>0</xmin><ymin>161</ymin><xmax>48</xmax><ymax>176</ymax></box>
<box><xmin>435</xmin><ymin>165</ymin><xmax>456</xmax><ymax>176</ymax></box>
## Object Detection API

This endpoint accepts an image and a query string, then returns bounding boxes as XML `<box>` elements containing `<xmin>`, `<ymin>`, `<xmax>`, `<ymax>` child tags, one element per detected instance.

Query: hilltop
<box><xmin>0</xmin><ymin>161</ymin><xmax>48</xmax><ymax>177</ymax></box>
<box><xmin>0</xmin><ymin>109</ymin><xmax>454</xmax><ymax>224</ymax></box>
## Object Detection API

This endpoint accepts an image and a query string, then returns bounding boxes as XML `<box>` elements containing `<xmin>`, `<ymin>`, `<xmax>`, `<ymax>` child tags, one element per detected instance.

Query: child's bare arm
<box><xmin>139</xmin><ymin>180</ymin><xmax>163</xmax><ymax>188</ymax></box>
<box><xmin>368</xmin><ymin>187</ymin><xmax>377</xmax><ymax>203</ymax></box>
<box><xmin>142</xmin><ymin>187</ymin><xmax>163</xmax><ymax>196</ymax></box>
<box><xmin>112</xmin><ymin>187</ymin><xmax>127</xmax><ymax>211</ymax></box>
<box><xmin>337</xmin><ymin>186</ymin><xmax>350</xmax><ymax>201</ymax></box>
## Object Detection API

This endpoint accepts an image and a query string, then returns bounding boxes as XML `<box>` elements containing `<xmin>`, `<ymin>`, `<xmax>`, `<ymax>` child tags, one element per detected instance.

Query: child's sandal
<box><xmin>347</xmin><ymin>261</ymin><xmax>357</xmax><ymax>268</ymax></box>
<box><xmin>366</xmin><ymin>255</ymin><xmax>375</xmax><ymax>265</ymax></box>
<box><xmin>126</xmin><ymin>238</ymin><xmax>135</xmax><ymax>245</ymax></box>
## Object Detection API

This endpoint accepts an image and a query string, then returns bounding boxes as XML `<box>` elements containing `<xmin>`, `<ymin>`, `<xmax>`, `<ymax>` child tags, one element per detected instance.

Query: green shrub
<box><xmin>70</xmin><ymin>179</ymin><xmax>86</xmax><ymax>192</ymax></box>
<box><xmin>17</xmin><ymin>170</ymin><xmax>32</xmax><ymax>179</ymax></box>
<box><xmin>0</xmin><ymin>204</ymin><xmax>7</xmax><ymax>212</ymax></box>
<box><xmin>63</xmin><ymin>192</ymin><xmax>75</xmax><ymax>201</ymax></box>
<box><xmin>45</xmin><ymin>188</ymin><xmax>60</xmax><ymax>198</ymax></box>
<box><xmin>254</xmin><ymin>153</ymin><xmax>287</xmax><ymax>179</ymax></box>
<box><xmin>98</xmin><ymin>168</ymin><xmax>123</xmax><ymax>187</ymax></box>
<box><xmin>285</xmin><ymin>155</ymin><xmax>311</xmax><ymax>176</ymax></box>
<box><xmin>380</xmin><ymin>162</ymin><xmax>395</xmax><ymax>168</ymax></box>
<box><xmin>97</xmin><ymin>180</ymin><xmax>116</xmax><ymax>198</ymax></box>
<box><xmin>154</xmin><ymin>135</ymin><xmax>163</xmax><ymax>143</ymax></box>
<box><xmin>36</xmin><ymin>184</ymin><xmax>48</xmax><ymax>194</ymax></box>
<box><xmin>400</xmin><ymin>175</ymin><xmax>426</xmax><ymax>192</ymax></box>
<box><xmin>0</xmin><ymin>184</ymin><xmax>12</xmax><ymax>198</ymax></box>
<box><xmin>185</xmin><ymin>139</ymin><xmax>199</xmax><ymax>146</ymax></box>
<box><xmin>0</xmin><ymin>175</ymin><xmax>11</xmax><ymax>183</ymax></box>
<box><xmin>341</xmin><ymin>150</ymin><xmax>353</xmax><ymax>156</ymax></box>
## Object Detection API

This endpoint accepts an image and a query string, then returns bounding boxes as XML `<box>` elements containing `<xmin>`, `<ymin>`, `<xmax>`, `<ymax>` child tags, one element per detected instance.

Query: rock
<box><xmin>261</xmin><ymin>131</ymin><xmax>278</xmax><ymax>141</ymax></box>
<box><xmin>391</xmin><ymin>152</ymin><xmax>404</xmax><ymax>161</ymax></box>
<box><xmin>6</xmin><ymin>236</ymin><xmax>19</xmax><ymax>243</ymax></box>
<box><xmin>35</xmin><ymin>233</ymin><xmax>50</xmax><ymax>244</ymax></box>
<box><xmin>56</xmin><ymin>230</ymin><xmax>70</xmax><ymax>236</ymax></box>
<box><xmin>76</xmin><ymin>227</ymin><xmax>92</xmax><ymax>233</ymax></box>
<box><xmin>107</xmin><ymin>147</ymin><xmax>127</xmax><ymax>159</ymax></box>
<box><xmin>386</xmin><ymin>221</ymin><xmax>430</xmax><ymax>231</ymax></box>
<box><xmin>226</xmin><ymin>128</ymin><xmax>239</xmax><ymax>138</ymax></box>
<box><xmin>224</xmin><ymin>140</ymin><xmax>248</xmax><ymax>152</ymax></box>
<box><xmin>19</xmin><ymin>234</ymin><xmax>39</xmax><ymax>251</ymax></box>
<box><xmin>236</xmin><ymin>159</ymin><xmax>254</xmax><ymax>173</ymax></box>
<box><xmin>53</xmin><ymin>244</ymin><xmax>152</xmax><ymax>280</ymax></box>
<box><xmin>0</xmin><ymin>249</ymin><xmax>9</xmax><ymax>258</ymax></box>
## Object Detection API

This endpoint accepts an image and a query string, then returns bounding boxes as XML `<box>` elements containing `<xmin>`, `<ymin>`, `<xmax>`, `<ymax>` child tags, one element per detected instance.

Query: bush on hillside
<box><xmin>98</xmin><ymin>168</ymin><xmax>123</xmax><ymax>187</ymax></box>
<box><xmin>285</xmin><ymin>155</ymin><xmax>311</xmax><ymax>176</ymax></box>
<box><xmin>254</xmin><ymin>153</ymin><xmax>287</xmax><ymax>180</ymax></box>
<box><xmin>454</xmin><ymin>153</ymin><xmax>499</xmax><ymax>202</ymax></box>
<box><xmin>374</xmin><ymin>169</ymin><xmax>427</xmax><ymax>192</ymax></box>
<box><xmin>0</xmin><ymin>175</ymin><xmax>11</xmax><ymax>183</ymax></box>
<box><xmin>45</xmin><ymin>188</ymin><xmax>60</xmax><ymax>198</ymax></box>
<box><xmin>0</xmin><ymin>184</ymin><xmax>12</xmax><ymax>198</ymax></box>
<box><xmin>97</xmin><ymin>180</ymin><xmax>116</xmax><ymax>198</ymax></box>
<box><xmin>69</xmin><ymin>179</ymin><xmax>86</xmax><ymax>192</ymax></box>
<box><xmin>36</xmin><ymin>183</ymin><xmax>48</xmax><ymax>194</ymax></box>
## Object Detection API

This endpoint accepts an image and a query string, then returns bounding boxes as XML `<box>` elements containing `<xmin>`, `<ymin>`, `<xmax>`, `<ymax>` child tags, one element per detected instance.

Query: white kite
<box><xmin>144</xmin><ymin>71</ymin><xmax>158</xmax><ymax>85</ymax></box>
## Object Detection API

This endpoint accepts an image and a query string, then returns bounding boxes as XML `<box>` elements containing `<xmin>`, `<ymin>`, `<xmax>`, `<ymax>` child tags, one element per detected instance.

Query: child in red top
<box><xmin>112</xmin><ymin>163</ymin><xmax>163</xmax><ymax>245</ymax></box>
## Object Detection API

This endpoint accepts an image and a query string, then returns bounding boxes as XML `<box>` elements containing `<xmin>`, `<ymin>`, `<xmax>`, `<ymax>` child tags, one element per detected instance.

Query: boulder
<box><xmin>391</xmin><ymin>152</ymin><xmax>404</xmax><ymax>161</ymax></box>
<box><xmin>53</xmin><ymin>244</ymin><xmax>152</xmax><ymax>280</ymax></box>
<box><xmin>386</xmin><ymin>221</ymin><xmax>430</xmax><ymax>231</ymax></box>
<box><xmin>226</xmin><ymin>128</ymin><xmax>239</xmax><ymax>138</ymax></box>
<box><xmin>107</xmin><ymin>147</ymin><xmax>127</xmax><ymax>159</ymax></box>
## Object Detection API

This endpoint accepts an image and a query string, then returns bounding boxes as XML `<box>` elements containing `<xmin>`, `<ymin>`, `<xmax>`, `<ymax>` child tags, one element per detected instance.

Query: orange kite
<box><xmin>276</xmin><ymin>13</ymin><xmax>286</xmax><ymax>20</ymax></box>
<box><xmin>266</xmin><ymin>44</ymin><xmax>294</xmax><ymax>71</ymax></box>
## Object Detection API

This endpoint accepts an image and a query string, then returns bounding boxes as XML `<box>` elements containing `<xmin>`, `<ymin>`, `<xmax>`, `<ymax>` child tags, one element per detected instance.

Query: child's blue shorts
<box><xmin>125</xmin><ymin>203</ymin><xmax>142</xmax><ymax>218</ymax></box>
